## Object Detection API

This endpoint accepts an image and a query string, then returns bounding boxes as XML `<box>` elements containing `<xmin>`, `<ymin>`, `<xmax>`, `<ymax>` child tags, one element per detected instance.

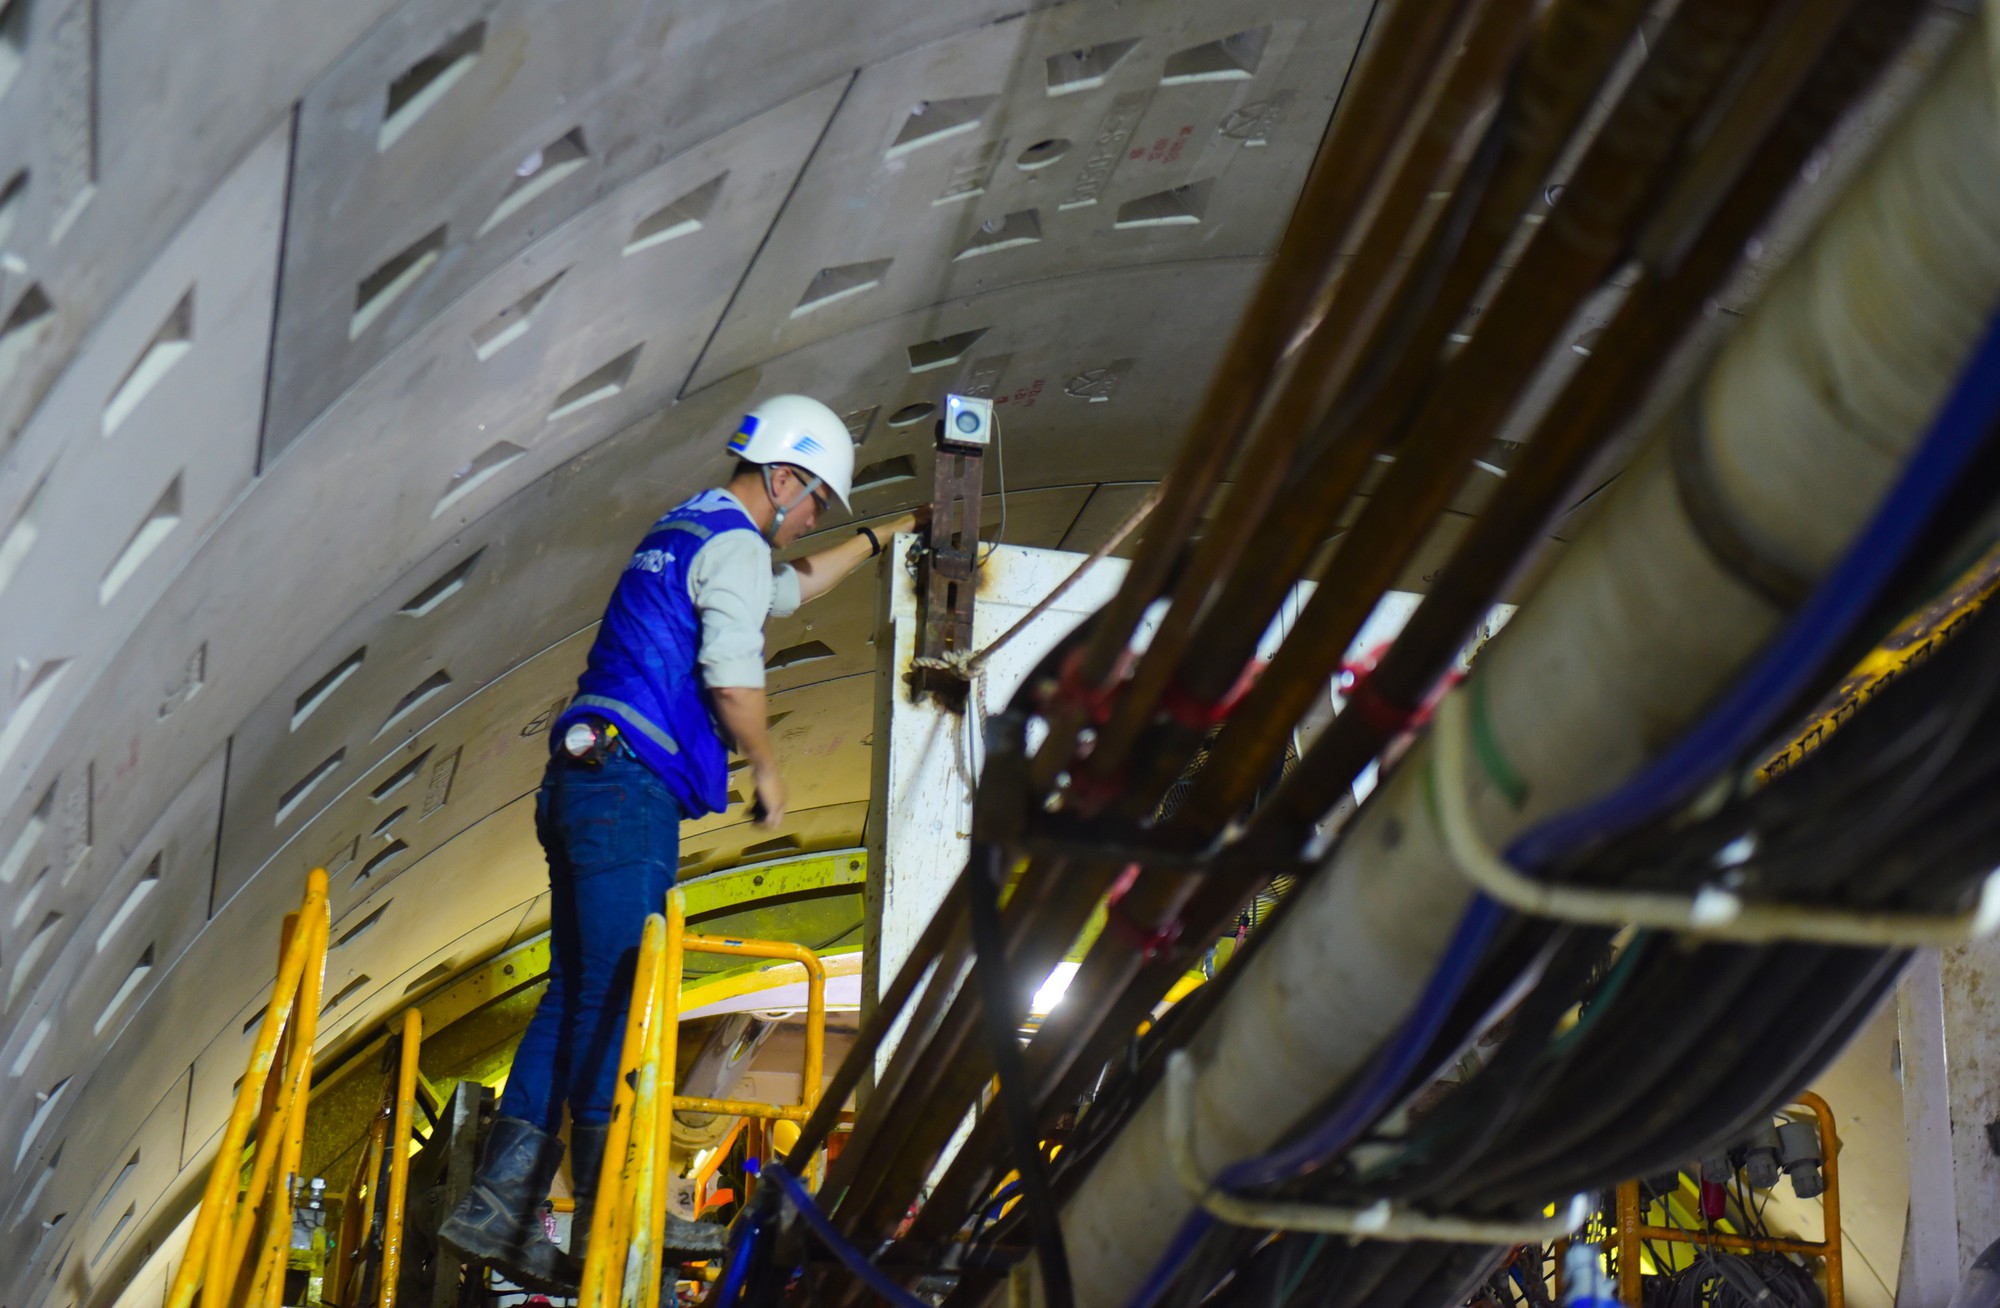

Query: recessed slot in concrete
<box><xmin>102</xmin><ymin>290</ymin><xmax>193</xmax><ymax>437</ymax></box>
<box><xmin>357</xmin><ymin>840</ymin><xmax>408</xmax><ymax>885</ymax></box>
<box><xmin>766</xmin><ymin>640</ymin><xmax>834</xmax><ymax>671</ymax></box>
<box><xmin>0</xmin><ymin>659</ymin><xmax>70</xmax><ymax>775</ymax></box>
<box><xmin>855</xmin><ymin>456</ymin><xmax>917</xmax><ymax>492</ymax></box>
<box><xmin>741</xmin><ymin>835</ymin><xmax>802</xmax><ymax>859</ymax></box>
<box><xmin>1046</xmin><ymin>39</ymin><xmax>1140</xmax><ymax>95</ymax></box>
<box><xmin>9</xmin><ymin>1016</ymin><xmax>48</xmax><ymax>1076</ymax></box>
<box><xmin>1016</xmin><ymin>139</ymin><xmax>1072</xmax><ymax>170</ymax></box>
<box><xmin>955</xmin><ymin>210</ymin><xmax>1041</xmax><ymax>260</ymax></box>
<box><xmin>292</xmin><ymin>647</ymin><xmax>366</xmax><ymax>731</ymax></box>
<box><xmin>242</xmin><ymin>1003</ymin><xmax>268</xmax><ymax>1035</ymax></box>
<box><xmin>0</xmin><ymin>783</ymin><xmax>50</xmax><ymax>885</ymax></box>
<box><xmin>372</xmin><ymin>806</ymin><xmax>407</xmax><ymax>837</ymax></box>
<box><xmin>479</xmin><ymin>127</ymin><xmax>590</xmax><ymax>236</ymax></box>
<box><xmin>1162</xmin><ymin>27</ymin><xmax>1270</xmax><ymax>84</ymax></box>
<box><xmin>377</xmin><ymin>670</ymin><xmax>451</xmax><ymax>740</ymax></box>
<box><xmin>434</xmin><ymin>442</ymin><xmax>525</xmax><ymax>518</ymax></box>
<box><xmin>89</xmin><ymin>1201</ymin><xmax>134</xmax><ymax>1268</ymax></box>
<box><xmin>908</xmin><ymin>328</ymin><xmax>988</xmax><ymax>373</ymax></box>
<box><xmin>99</xmin><ymin>474</ymin><xmax>181</xmax><ymax>605</ymax></box>
<box><xmin>403</xmin><ymin>960</ymin><xmax>455</xmax><ymax>995</ymax></box>
<box><xmin>94</xmin><ymin>853</ymin><xmax>159</xmax><ymax>953</ymax></box>
<box><xmin>887</xmin><ymin>96</ymin><xmax>996</xmax><ymax>158</ymax></box>
<box><xmin>0</xmin><ymin>0</ymin><xmax>25</xmax><ymax>101</ymax></box>
<box><xmin>371</xmin><ymin>750</ymin><xmax>431</xmax><ymax>802</ymax></box>
<box><xmin>626</xmin><ymin>173</ymin><xmax>727</xmax><ymax>255</ymax></box>
<box><xmin>275</xmin><ymin>748</ymin><xmax>345</xmax><ymax>826</ymax></box>
<box><xmin>1114</xmin><ymin>178</ymin><xmax>1214</xmax><ymax>228</ymax></box>
<box><xmin>402</xmin><ymin>549</ymin><xmax>482</xmax><ymax>617</ymax></box>
<box><xmin>352</xmin><ymin>226</ymin><xmax>446</xmax><ymax>339</ymax></box>
<box><xmin>92</xmin><ymin>944</ymin><xmax>153</xmax><ymax>1036</ymax></box>
<box><xmin>10</xmin><ymin>1143</ymin><xmax>61</xmax><ymax>1227</ymax></box>
<box><xmin>843</xmin><ymin>405</ymin><xmax>879</xmax><ymax>445</ymax></box>
<box><xmin>0</xmin><ymin>170</ymin><xmax>26</xmax><ymax>247</ymax></box>
<box><xmin>0</xmin><ymin>283</ymin><xmax>54</xmax><ymax>394</ymax></box>
<box><xmin>324</xmin><ymin>974</ymin><xmax>371</xmax><ymax>1014</ymax></box>
<box><xmin>11</xmin><ymin>865</ymin><xmax>46</xmax><ymax>932</ymax></box>
<box><xmin>546</xmin><ymin>345</ymin><xmax>640</xmax><ymax>422</ymax></box>
<box><xmin>335</xmin><ymin>901</ymin><xmax>390</xmax><ymax>949</ymax></box>
<box><xmin>472</xmin><ymin>269</ymin><xmax>565</xmax><ymax>362</ymax></box>
<box><xmin>9</xmin><ymin>911</ymin><xmax>61</xmax><ymax>1005</ymax></box>
<box><xmin>0</xmin><ymin>470</ymin><xmax>48</xmax><ymax>599</ymax></box>
<box><xmin>16</xmin><ymin>1076</ymin><xmax>66</xmax><ymax>1166</ymax></box>
<box><xmin>887</xmin><ymin>402</ymin><xmax>934</xmax><ymax>428</ymax></box>
<box><xmin>379</xmin><ymin>21</ymin><xmax>485</xmax><ymax>151</ymax></box>
<box><xmin>792</xmin><ymin>259</ymin><xmax>892</xmax><ymax>318</ymax></box>
<box><xmin>92</xmin><ymin>1154</ymin><xmax>138</xmax><ymax>1226</ymax></box>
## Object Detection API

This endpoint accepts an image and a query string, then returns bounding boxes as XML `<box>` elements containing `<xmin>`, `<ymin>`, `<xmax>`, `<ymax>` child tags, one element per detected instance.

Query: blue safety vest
<box><xmin>556</xmin><ymin>489</ymin><xmax>762</xmax><ymax>817</ymax></box>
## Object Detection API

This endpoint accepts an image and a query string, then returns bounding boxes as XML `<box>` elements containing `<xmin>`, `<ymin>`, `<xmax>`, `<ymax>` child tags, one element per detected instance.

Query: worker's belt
<box><xmin>555</xmin><ymin>715</ymin><xmax>632</xmax><ymax>767</ymax></box>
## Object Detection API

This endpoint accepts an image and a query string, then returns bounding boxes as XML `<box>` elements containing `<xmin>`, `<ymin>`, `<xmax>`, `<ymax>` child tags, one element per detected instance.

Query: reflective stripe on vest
<box><xmin>571</xmin><ymin>694</ymin><xmax>681</xmax><ymax>755</ymax></box>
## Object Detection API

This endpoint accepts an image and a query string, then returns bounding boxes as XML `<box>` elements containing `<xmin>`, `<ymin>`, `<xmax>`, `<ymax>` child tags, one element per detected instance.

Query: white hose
<box><xmin>1043</xmin><ymin>23</ymin><xmax>2000</xmax><ymax>1308</ymax></box>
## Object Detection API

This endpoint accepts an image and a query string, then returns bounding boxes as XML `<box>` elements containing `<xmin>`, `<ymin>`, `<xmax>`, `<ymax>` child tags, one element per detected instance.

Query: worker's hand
<box><xmin>750</xmin><ymin>762</ymin><xmax>787</xmax><ymax>830</ymax></box>
<box><xmin>878</xmin><ymin>507</ymin><xmax>931</xmax><ymax>539</ymax></box>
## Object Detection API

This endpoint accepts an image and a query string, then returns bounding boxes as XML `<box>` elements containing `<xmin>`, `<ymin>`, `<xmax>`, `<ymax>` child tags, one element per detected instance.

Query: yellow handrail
<box><xmin>578</xmin><ymin>890</ymin><xmax>831</xmax><ymax>1308</ymax></box>
<box><xmin>167</xmin><ymin>867</ymin><xmax>331</xmax><ymax>1308</ymax></box>
<box><xmin>379</xmin><ymin>1009</ymin><xmax>422</xmax><ymax>1308</ymax></box>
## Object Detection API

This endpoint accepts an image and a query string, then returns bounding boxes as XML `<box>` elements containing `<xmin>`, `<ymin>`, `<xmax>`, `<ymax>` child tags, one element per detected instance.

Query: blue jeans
<box><xmin>497</xmin><ymin>751</ymin><xmax>680</xmax><ymax>1131</ymax></box>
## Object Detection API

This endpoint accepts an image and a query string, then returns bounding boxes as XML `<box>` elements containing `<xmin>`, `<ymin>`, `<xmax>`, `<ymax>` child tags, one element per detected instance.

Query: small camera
<box><xmin>941</xmin><ymin>393</ymin><xmax>995</xmax><ymax>448</ymax></box>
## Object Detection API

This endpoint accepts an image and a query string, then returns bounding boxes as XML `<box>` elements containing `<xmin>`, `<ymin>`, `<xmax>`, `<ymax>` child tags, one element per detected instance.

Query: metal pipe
<box><xmin>380</xmin><ymin>1010</ymin><xmax>422</xmax><ymax>1308</ymax></box>
<box><xmin>1035</xmin><ymin>22</ymin><xmax>2000</xmax><ymax>1305</ymax></box>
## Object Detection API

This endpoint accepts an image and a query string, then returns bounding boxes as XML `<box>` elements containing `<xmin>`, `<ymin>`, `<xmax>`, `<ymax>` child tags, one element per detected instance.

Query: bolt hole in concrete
<box><xmin>1017</xmin><ymin>139</ymin><xmax>1072</xmax><ymax>170</ymax></box>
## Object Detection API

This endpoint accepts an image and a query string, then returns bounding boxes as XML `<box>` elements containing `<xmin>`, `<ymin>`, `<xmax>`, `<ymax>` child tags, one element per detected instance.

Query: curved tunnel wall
<box><xmin>0</xmin><ymin>0</ymin><xmax>1386</xmax><ymax>1301</ymax></box>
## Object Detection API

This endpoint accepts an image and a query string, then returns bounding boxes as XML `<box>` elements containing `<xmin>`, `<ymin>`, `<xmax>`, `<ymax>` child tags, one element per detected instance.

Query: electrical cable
<box><xmin>710</xmin><ymin>1212</ymin><xmax>763</xmax><ymax>1308</ymax></box>
<box><xmin>754</xmin><ymin>1163</ymin><xmax>934</xmax><ymax>1308</ymax></box>
<box><xmin>967</xmin><ymin>840</ymin><xmax>1076</xmax><ymax>1308</ymax></box>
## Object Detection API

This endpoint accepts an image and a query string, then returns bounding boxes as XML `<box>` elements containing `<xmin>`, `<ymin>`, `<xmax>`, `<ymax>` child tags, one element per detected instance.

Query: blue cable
<box><xmin>1507</xmin><ymin>306</ymin><xmax>2000</xmax><ymax>870</ymax></box>
<box><xmin>754</xmin><ymin>1161</ymin><xmax>934</xmax><ymax>1308</ymax></box>
<box><xmin>711</xmin><ymin>1213</ymin><xmax>762</xmax><ymax>1308</ymax></box>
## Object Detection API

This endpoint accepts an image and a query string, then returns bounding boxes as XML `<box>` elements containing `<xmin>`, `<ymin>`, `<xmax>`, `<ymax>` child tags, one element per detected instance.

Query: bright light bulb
<box><xmin>1031</xmin><ymin>961</ymin><xmax>1079</xmax><ymax>1015</ymax></box>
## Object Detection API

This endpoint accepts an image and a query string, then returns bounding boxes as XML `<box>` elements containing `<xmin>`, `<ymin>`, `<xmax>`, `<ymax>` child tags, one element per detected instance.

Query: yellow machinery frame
<box><xmin>1613</xmin><ymin>1092</ymin><xmax>1843</xmax><ymax>1308</ymax></box>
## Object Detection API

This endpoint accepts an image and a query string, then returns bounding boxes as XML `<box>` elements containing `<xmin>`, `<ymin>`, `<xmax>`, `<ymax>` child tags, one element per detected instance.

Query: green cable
<box><xmin>1470</xmin><ymin>677</ymin><xmax>1530</xmax><ymax>810</ymax></box>
<box><xmin>1275</xmin><ymin>1235</ymin><xmax>1329</xmax><ymax>1305</ymax></box>
<box><xmin>1547</xmin><ymin>932</ymin><xmax>1649</xmax><ymax>1058</ymax></box>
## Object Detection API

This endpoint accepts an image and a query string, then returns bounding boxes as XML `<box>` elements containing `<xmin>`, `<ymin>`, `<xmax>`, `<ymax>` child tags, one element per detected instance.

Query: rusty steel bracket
<box><xmin>913</xmin><ymin>423</ymin><xmax>986</xmax><ymax>710</ymax></box>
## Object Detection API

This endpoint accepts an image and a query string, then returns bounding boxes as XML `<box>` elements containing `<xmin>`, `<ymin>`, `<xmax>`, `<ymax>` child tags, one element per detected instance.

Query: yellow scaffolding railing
<box><xmin>329</xmin><ymin>1009</ymin><xmax>423</xmax><ymax>1308</ymax></box>
<box><xmin>577</xmin><ymin>889</ymin><xmax>828</xmax><ymax>1308</ymax></box>
<box><xmin>167</xmin><ymin>868</ymin><xmax>331</xmax><ymax>1308</ymax></box>
<box><xmin>1613</xmin><ymin>1092</ymin><xmax>1844</xmax><ymax>1308</ymax></box>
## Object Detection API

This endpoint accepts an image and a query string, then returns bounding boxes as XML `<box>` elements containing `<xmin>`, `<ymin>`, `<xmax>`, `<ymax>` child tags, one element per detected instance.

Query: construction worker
<box><xmin>439</xmin><ymin>394</ymin><xmax>923</xmax><ymax>1287</ymax></box>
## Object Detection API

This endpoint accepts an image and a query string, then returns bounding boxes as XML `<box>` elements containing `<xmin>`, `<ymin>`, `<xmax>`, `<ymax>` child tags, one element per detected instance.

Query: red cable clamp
<box><xmin>1103</xmin><ymin>863</ymin><xmax>1183</xmax><ymax>961</ymax></box>
<box><xmin>1158</xmin><ymin>658</ymin><xmax>1263</xmax><ymax>732</ymax></box>
<box><xmin>1344</xmin><ymin>668</ymin><xmax>1418</xmax><ymax>738</ymax></box>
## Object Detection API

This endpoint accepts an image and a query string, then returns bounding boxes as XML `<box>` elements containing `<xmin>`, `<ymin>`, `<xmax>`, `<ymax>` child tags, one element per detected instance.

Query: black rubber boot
<box><xmin>566</xmin><ymin>1122</ymin><xmax>610</xmax><ymax>1279</ymax></box>
<box><xmin>437</xmin><ymin>1117</ymin><xmax>571</xmax><ymax>1292</ymax></box>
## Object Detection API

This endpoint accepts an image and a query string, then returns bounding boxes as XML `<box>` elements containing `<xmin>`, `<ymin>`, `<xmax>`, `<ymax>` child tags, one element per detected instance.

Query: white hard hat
<box><xmin>727</xmin><ymin>394</ymin><xmax>855</xmax><ymax>509</ymax></box>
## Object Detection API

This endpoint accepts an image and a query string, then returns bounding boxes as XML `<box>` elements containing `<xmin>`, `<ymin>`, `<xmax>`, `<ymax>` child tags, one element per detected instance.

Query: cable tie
<box><xmin>1345</xmin><ymin>671</ymin><xmax>1417</xmax><ymax>738</ymax></box>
